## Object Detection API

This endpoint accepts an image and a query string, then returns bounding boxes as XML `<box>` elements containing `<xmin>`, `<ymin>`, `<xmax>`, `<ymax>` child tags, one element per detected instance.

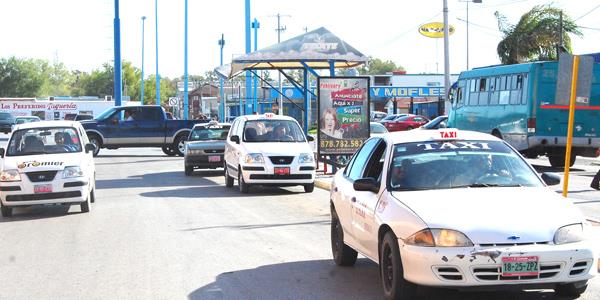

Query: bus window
<box><xmin>521</xmin><ymin>74</ymin><xmax>528</xmax><ymax>104</ymax></box>
<box><xmin>499</xmin><ymin>91</ymin><xmax>510</xmax><ymax>105</ymax></box>
<box><xmin>470</xmin><ymin>79</ymin><xmax>477</xmax><ymax>92</ymax></box>
<box><xmin>511</xmin><ymin>75</ymin><xmax>518</xmax><ymax>90</ymax></box>
<box><xmin>506</xmin><ymin>76</ymin><xmax>512</xmax><ymax>90</ymax></box>
<box><xmin>479</xmin><ymin>78</ymin><xmax>487</xmax><ymax>92</ymax></box>
<box><xmin>500</xmin><ymin>76</ymin><xmax>507</xmax><ymax>91</ymax></box>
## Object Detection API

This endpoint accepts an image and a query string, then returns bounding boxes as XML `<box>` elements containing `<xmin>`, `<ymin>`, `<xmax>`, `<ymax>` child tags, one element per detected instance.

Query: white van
<box><xmin>224</xmin><ymin>113</ymin><xmax>316</xmax><ymax>193</ymax></box>
<box><xmin>0</xmin><ymin>121</ymin><xmax>97</xmax><ymax>217</ymax></box>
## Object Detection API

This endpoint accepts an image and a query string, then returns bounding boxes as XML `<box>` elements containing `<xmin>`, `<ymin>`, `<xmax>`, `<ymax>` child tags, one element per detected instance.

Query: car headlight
<box><xmin>0</xmin><ymin>170</ymin><xmax>21</xmax><ymax>182</ymax></box>
<box><xmin>63</xmin><ymin>166</ymin><xmax>84</xmax><ymax>178</ymax></box>
<box><xmin>244</xmin><ymin>153</ymin><xmax>264</xmax><ymax>164</ymax></box>
<box><xmin>405</xmin><ymin>228</ymin><xmax>474</xmax><ymax>247</ymax></box>
<box><xmin>299</xmin><ymin>153</ymin><xmax>314</xmax><ymax>164</ymax></box>
<box><xmin>554</xmin><ymin>224</ymin><xmax>585</xmax><ymax>245</ymax></box>
<box><xmin>187</xmin><ymin>149</ymin><xmax>201</xmax><ymax>155</ymax></box>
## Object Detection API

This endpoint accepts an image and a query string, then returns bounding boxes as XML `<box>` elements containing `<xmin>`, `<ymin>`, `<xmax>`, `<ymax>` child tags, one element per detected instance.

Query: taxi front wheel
<box><xmin>80</xmin><ymin>193</ymin><xmax>91</xmax><ymax>213</ymax></box>
<box><xmin>380</xmin><ymin>231</ymin><xmax>417</xmax><ymax>300</ymax></box>
<box><xmin>303</xmin><ymin>183</ymin><xmax>314</xmax><ymax>193</ymax></box>
<box><xmin>331</xmin><ymin>208</ymin><xmax>357</xmax><ymax>266</ymax></box>
<box><xmin>555</xmin><ymin>281</ymin><xmax>588</xmax><ymax>297</ymax></box>
<box><xmin>238</xmin><ymin>170</ymin><xmax>250</xmax><ymax>193</ymax></box>
<box><xmin>224</xmin><ymin>165</ymin><xmax>234</xmax><ymax>188</ymax></box>
<box><xmin>1</xmin><ymin>205</ymin><xmax>12</xmax><ymax>217</ymax></box>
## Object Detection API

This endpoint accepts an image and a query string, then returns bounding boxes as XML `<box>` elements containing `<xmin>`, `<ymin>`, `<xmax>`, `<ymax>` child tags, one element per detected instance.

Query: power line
<box><xmin>575</xmin><ymin>3</ymin><xmax>600</xmax><ymax>21</ymax></box>
<box><xmin>456</xmin><ymin>17</ymin><xmax>503</xmax><ymax>37</ymax></box>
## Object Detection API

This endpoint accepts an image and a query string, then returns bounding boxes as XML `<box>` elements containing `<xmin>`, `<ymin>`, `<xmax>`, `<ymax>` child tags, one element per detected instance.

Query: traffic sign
<box><xmin>168</xmin><ymin>97</ymin><xmax>179</xmax><ymax>107</ymax></box>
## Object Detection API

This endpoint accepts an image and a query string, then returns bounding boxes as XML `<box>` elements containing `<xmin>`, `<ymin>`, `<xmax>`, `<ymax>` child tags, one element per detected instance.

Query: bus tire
<box><xmin>491</xmin><ymin>130</ymin><xmax>503</xmax><ymax>140</ymax></box>
<box><xmin>549</xmin><ymin>155</ymin><xmax>575</xmax><ymax>168</ymax></box>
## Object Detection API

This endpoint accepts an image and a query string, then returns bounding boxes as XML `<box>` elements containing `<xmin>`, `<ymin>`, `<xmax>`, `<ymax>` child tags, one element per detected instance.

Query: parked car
<box><xmin>330</xmin><ymin>128</ymin><xmax>595</xmax><ymax>299</ymax></box>
<box><xmin>379</xmin><ymin>114</ymin><xmax>404</xmax><ymax>124</ymax></box>
<box><xmin>184</xmin><ymin>122</ymin><xmax>231</xmax><ymax>176</ymax></box>
<box><xmin>63</xmin><ymin>113</ymin><xmax>77</xmax><ymax>121</ymax></box>
<box><xmin>75</xmin><ymin>114</ymin><xmax>94</xmax><ymax>121</ymax></box>
<box><xmin>81</xmin><ymin>105</ymin><xmax>208</xmax><ymax>157</ymax></box>
<box><xmin>383</xmin><ymin>114</ymin><xmax>429</xmax><ymax>132</ymax></box>
<box><xmin>370</xmin><ymin>111</ymin><xmax>388</xmax><ymax>122</ymax></box>
<box><xmin>224</xmin><ymin>113</ymin><xmax>315</xmax><ymax>193</ymax></box>
<box><xmin>0</xmin><ymin>111</ymin><xmax>15</xmax><ymax>134</ymax></box>
<box><xmin>420</xmin><ymin>115</ymin><xmax>448</xmax><ymax>130</ymax></box>
<box><xmin>370</xmin><ymin>122</ymin><xmax>388</xmax><ymax>137</ymax></box>
<box><xmin>0</xmin><ymin>121</ymin><xmax>97</xmax><ymax>217</ymax></box>
<box><xmin>14</xmin><ymin>116</ymin><xmax>41</xmax><ymax>124</ymax></box>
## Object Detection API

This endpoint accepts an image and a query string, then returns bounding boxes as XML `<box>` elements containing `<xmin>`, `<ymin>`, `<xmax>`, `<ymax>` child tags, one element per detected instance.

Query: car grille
<box><xmin>477</xmin><ymin>242</ymin><xmax>550</xmax><ymax>247</ymax></box>
<box><xmin>6</xmin><ymin>191</ymin><xmax>82</xmax><ymax>202</ymax></box>
<box><xmin>570</xmin><ymin>260</ymin><xmax>591</xmax><ymax>276</ymax></box>
<box><xmin>250</xmin><ymin>174</ymin><xmax>312</xmax><ymax>180</ymax></box>
<box><xmin>26</xmin><ymin>171</ymin><xmax>58</xmax><ymax>182</ymax></box>
<box><xmin>269</xmin><ymin>156</ymin><xmax>294</xmax><ymax>165</ymax></box>
<box><xmin>472</xmin><ymin>263</ymin><xmax>563</xmax><ymax>281</ymax></box>
<box><xmin>433</xmin><ymin>266</ymin><xmax>464</xmax><ymax>281</ymax></box>
<box><xmin>203</xmin><ymin>149</ymin><xmax>224</xmax><ymax>154</ymax></box>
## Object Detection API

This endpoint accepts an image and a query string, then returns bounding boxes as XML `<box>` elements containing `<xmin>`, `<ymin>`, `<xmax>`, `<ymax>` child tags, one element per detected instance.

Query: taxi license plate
<box><xmin>34</xmin><ymin>184</ymin><xmax>53</xmax><ymax>193</ymax></box>
<box><xmin>274</xmin><ymin>167</ymin><xmax>290</xmax><ymax>175</ymax></box>
<box><xmin>208</xmin><ymin>155</ymin><xmax>221</xmax><ymax>162</ymax></box>
<box><xmin>501</xmin><ymin>256</ymin><xmax>539</xmax><ymax>276</ymax></box>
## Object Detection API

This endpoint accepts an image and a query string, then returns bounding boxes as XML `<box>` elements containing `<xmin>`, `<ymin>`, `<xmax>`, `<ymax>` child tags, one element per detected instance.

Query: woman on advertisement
<box><xmin>320</xmin><ymin>108</ymin><xmax>344</xmax><ymax>139</ymax></box>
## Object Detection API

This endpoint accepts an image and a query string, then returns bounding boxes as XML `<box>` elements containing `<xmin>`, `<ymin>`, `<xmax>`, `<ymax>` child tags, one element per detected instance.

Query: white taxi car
<box><xmin>224</xmin><ymin>113</ymin><xmax>315</xmax><ymax>193</ymax></box>
<box><xmin>0</xmin><ymin>121</ymin><xmax>97</xmax><ymax>217</ymax></box>
<box><xmin>330</xmin><ymin>128</ymin><xmax>596</xmax><ymax>299</ymax></box>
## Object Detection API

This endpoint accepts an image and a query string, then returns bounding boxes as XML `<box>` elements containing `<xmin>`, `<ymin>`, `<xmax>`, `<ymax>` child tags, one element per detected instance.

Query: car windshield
<box><xmin>7</xmin><ymin>127</ymin><xmax>82</xmax><ymax>156</ymax></box>
<box><xmin>370</xmin><ymin>123</ymin><xmax>387</xmax><ymax>133</ymax></box>
<box><xmin>243</xmin><ymin>120</ymin><xmax>306</xmax><ymax>142</ymax></box>
<box><xmin>189</xmin><ymin>126</ymin><xmax>230</xmax><ymax>141</ymax></box>
<box><xmin>95</xmin><ymin>107</ymin><xmax>117</xmax><ymax>120</ymax></box>
<box><xmin>395</xmin><ymin>115</ymin><xmax>412</xmax><ymax>121</ymax></box>
<box><xmin>381</xmin><ymin>115</ymin><xmax>397</xmax><ymax>121</ymax></box>
<box><xmin>0</xmin><ymin>112</ymin><xmax>13</xmax><ymax>120</ymax></box>
<box><xmin>389</xmin><ymin>140</ymin><xmax>543</xmax><ymax>191</ymax></box>
<box><xmin>423</xmin><ymin>116</ymin><xmax>447</xmax><ymax>129</ymax></box>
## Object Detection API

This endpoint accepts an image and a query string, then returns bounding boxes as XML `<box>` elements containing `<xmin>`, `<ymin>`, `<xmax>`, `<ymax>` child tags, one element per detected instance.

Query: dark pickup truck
<box><xmin>81</xmin><ymin>105</ymin><xmax>207</xmax><ymax>156</ymax></box>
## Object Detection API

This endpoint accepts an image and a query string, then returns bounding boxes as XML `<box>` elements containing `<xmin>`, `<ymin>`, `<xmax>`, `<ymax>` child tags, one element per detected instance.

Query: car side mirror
<box><xmin>353</xmin><ymin>177</ymin><xmax>379</xmax><ymax>193</ymax></box>
<box><xmin>230</xmin><ymin>135</ymin><xmax>240</xmax><ymax>144</ymax></box>
<box><xmin>0</xmin><ymin>148</ymin><xmax>4</xmax><ymax>158</ymax></box>
<box><xmin>307</xmin><ymin>135</ymin><xmax>314</xmax><ymax>142</ymax></box>
<box><xmin>85</xmin><ymin>143</ymin><xmax>97</xmax><ymax>153</ymax></box>
<box><xmin>541</xmin><ymin>172</ymin><xmax>561</xmax><ymax>186</ymax></box>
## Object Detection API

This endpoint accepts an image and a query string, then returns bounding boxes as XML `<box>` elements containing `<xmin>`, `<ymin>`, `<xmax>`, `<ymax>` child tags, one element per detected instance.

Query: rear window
<box><xmin>189</xmin><ymin>126</ymin><xmax>230</xmax><ymax>141</ymax></box>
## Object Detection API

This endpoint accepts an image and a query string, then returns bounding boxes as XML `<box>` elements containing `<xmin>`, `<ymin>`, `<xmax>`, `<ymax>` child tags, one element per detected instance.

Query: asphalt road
<box><xmin>0</xmin><ymin>147</ymin><xmax>598</xmax><ymax>299</ymax></box>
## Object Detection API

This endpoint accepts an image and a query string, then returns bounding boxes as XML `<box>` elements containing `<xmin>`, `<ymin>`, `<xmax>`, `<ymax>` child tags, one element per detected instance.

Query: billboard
<box><xmin>317</xmin><ymin>77</ymin><xmax>370</xmax><ymax>156</ymax></box>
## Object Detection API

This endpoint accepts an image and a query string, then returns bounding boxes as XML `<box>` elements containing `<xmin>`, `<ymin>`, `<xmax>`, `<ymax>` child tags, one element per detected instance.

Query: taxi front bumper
<box><xmin>240</xmin><ymin>163</ymin><xmax>315</xmax><ymax>185</ymax></box>
<box><xmin>400</xmin><ymin>241</ymin><xmax>596</xmax><ymax>288</ymax></box>
<box><xmin>0</xmin><ymin>180</ymin><xmax>89</xmax><ymax>206</ymax></box>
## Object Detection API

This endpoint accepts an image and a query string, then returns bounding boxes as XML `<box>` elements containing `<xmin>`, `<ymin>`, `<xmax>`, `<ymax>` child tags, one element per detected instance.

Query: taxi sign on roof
<box><xmin>438</xmin><ymin>129</ymin><xmax>458</xmax><ymax>140</ymax></box>
<box><xmin>263</xmin><ymin>113</ymin><xmax>275</xmax><ymax>118</ymax></box>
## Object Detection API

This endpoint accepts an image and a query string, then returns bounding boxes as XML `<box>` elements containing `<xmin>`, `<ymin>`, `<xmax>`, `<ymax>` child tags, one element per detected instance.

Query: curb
<box><xmin>314</xmin><ymin>179</ymin><xmax>331</xmax><ymax>191</ymax></box>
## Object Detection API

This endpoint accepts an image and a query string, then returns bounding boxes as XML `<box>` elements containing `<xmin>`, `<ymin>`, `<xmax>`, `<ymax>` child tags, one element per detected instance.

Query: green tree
<box><xmin>143</xmin><ymin>75</ymin><xmax>177</xmax><ymax>106</ymax></box>
<box><xmin>357</xmin><ymin>57</ymin><xmax>404</xmax><ymax>75</ymax></box>
<box><xmin>495</xmin><ymin>5</ymin><xmax>582</xmax><ymax>64</ymax></box>
<box><xmin>0</xmin><ymin>57</ymin><xmax>46</xmax><ymax>97</ymax></box>
<box><xmin>38</xmin><ymin>61</ymin><xmax>75</xmax><ymax>97</ymax></box>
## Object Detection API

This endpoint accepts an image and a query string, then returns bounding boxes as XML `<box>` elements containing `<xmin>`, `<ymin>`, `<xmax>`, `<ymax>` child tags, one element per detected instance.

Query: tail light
<box><xmin>527</xmin><ymin>118</ymin><xmax>536</xmax><ymax>133</ymax></box>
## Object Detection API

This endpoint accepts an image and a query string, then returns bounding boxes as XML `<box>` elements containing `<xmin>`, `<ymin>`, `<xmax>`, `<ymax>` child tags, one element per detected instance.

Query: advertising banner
<box><xmin>318</xmin><ymin>77</ymin><xmax>370</xmax><ymax>156</ymax></box>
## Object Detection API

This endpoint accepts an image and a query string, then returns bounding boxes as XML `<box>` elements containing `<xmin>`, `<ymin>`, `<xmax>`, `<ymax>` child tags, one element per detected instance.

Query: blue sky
<box><xmin>1</xmin><ymin>0</ymin><xmax>598</xmax><ymax>78</ymax></box>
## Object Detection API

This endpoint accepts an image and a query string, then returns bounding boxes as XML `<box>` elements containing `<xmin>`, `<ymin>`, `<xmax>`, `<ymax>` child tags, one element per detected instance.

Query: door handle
<box><xmin>351</xmin><ymin>197</ymin><xmax>356</xmax><ymax>203</ymax></box>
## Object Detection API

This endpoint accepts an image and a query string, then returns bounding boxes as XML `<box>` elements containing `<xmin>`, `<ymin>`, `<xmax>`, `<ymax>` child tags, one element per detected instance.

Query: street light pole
<box><xmin>461</xmin><ymin>0</ymin><xmax>482</xmax><ymax>70</ymax></box>
<box><xmin>443</xmin><ymin>0</ymin><xmax>450</xmax><ymax>112</ymax></box>
<box><xmin>244</xmin><ymin>0</ymin><xmax>252</xmax><ymax>115</ymax></box>
<box><xmin>183</xmin><ymin>0</ymin><xmax>189</xmax><ymax>120</ymax></box>
<box><xmin>113</xmin><ymin>0</ymin><xmax>122</xmax><ymax>106</ymax></box>
<box><xmin>155</xmin><ymin>0</ymin><xmax>160</xmax><ymax>106</ymax></box>
<box><xmin>272</xmin><ymin>13</ymin><xmax>290</xmax><ymax>115</ymax></box>
<box><xmin>141</xmin><ymin>16</ymin><xmax>146</xmax><ymax>105</ymax></box>
<box><xmin>251</xmin><ymin>18</ymin><xmax>260</xmax><ymax>113</ymax></box>
<box><xmin>218</xmin><ymin>34</ymin><xmax>225</xmax><ymax>122</ymax></box>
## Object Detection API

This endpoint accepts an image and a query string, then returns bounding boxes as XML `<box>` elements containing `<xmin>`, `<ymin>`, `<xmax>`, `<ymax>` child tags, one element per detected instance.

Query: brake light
<box><xmin>527</xmin><ymin>118</ymin><xmax>536</xmax><ymax>133</ymax></box>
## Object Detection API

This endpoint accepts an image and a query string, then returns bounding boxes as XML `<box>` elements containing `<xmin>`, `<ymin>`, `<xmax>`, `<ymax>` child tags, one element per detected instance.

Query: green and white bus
<box><xmin>448</xmin><ymin>61</ymin><xmax>600</xmax><ymax>167</ymax></box>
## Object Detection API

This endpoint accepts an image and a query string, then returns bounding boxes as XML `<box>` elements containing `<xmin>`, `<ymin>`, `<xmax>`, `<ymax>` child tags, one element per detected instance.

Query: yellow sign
<box><xmin>419</xmin><ymin>22</ymin><xmax>455</xmax><ymax>38</ymax></box>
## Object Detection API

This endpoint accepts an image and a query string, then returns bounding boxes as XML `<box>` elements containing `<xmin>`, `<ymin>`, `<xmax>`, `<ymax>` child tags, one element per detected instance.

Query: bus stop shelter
<box><xmin>216</xmin><ymin>27</ymin><xmax>368</xmax><ymax>132</ymax></box>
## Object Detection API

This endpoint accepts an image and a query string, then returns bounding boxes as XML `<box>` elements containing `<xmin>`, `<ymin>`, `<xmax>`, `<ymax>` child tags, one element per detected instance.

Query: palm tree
<box><xmin>495</xmin><ymin>5</ymin><xmax>582</xmax><ymax>64</ymax></box>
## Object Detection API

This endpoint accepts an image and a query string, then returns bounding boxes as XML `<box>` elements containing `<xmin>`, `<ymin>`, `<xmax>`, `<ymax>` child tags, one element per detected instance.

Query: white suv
<box><xmin>224</xmin><ymin>113</ymin><xmax>316</xmax><ymax>193</ymax></box>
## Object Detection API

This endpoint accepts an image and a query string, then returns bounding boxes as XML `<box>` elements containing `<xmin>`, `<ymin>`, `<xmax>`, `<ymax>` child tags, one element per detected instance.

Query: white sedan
<box><xmin>330</xmin><ymin>128</ymin><xmax>596</xmax><ymax>299</ymax></box>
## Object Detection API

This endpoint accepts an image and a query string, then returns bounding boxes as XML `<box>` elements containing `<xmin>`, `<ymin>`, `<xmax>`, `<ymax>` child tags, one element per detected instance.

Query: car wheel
<box><xmin>90</xmin><ymin>188</ymin><xmax>96</xmax><ymax>203</ymax></box>
<box><xmin>224</xmin><ymin>164</ymin><xmax>234</xmax><ymax>187</ymax></box>
<box><xmin>1</xmin><ymin>205</ymin><xmax>13</xmax><ymax>217</ymax></box>
<box><xmin>407</xmin><ymin>126</ymin><xmax>414</xmax><ymax>130</ymax></box>
<box><xmin>238</xmin><ymin>169</ymin><xmax>249</xmax><ymax>193</ymax></box>
<box><xmin>331</xmin><ymin>207</ymin><xmax>357</xmax><ymax>266</ymax></box>
<box><xmin>185</xmin><ymin>166</ymin><xmax>193</xmax><ymax>176</ymax></box>
<box><xmin>549</xmin><ymin>154</ymin><xmax>575</xmax><ymax>168</ymax></box>
<box><xmin>380</xmin><ymin>231</ymin><xmax>417</xmax><ymax>300</ymax></box>
<box><xmin>555</xmin><ymin>281</ymin><xmax>588</xmax><ymax>297</ymax></box>
<box><xmin>80</xmin><ymin>195</ymin><xmax>91</xmax><ymax>213</ymax></box>
<box><xmin>88</xmin><ymin>135</ymin><xmax>101</xmax><ymax>157</ymax></box>
<box><xmin>173</xmin><ymin>134</ymin><xmax>188</xmax><ymax>156</ymax></box>
<box><xmin>162</xmin><ymin>146</ymin><xmax>176</xmax><ymax>156</ymax></box>
<box><xmin>304</xmin><ymin>183</ymin><xmax>315</xmax><ymax>193</ymax></box>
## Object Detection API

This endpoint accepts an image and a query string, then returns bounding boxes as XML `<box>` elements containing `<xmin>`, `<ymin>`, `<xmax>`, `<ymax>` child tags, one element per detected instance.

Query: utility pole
<box><xmin>252</xmin><ymin>18</ymin><xmax>260</xmax><ymax>113</ymax></box>
<box><xmin>271</xmin><ymin>13</ymin><xmax>290</xmax><ymax>115</ymax></box>
<box><xmin>113</xmin><ymin>0</ymin><xmax>122</xmax><ymax>106</ymax></box>
<box><xmin>218</xmin><ymin>34</ymin><xmax>225</xmax><ymax>122</ymax></box>
<box><xmin>443</xmin><ymin>0</ymin><xmax>450</xmax><ymax>114</ymax></box>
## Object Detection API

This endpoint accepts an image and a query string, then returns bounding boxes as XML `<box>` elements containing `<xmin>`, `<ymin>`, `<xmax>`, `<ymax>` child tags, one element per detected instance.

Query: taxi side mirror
<box><xmin>0</xmin><ymin>148</ymin><xmax>4</xmax><ymax>158</ymax></box>
<box><xmin>541</xmin><ymin>172</ymin><xmax>561</xmax><ymax>186</ymax></box>
<box><xmin>353</xmin><ymin>177</ymin><xmax>379</xmax><ymax>193</ymax></box>
<box><xmin>307</xmin><ymin>135</ymin><xmax>314</xmax><ymax>142</ymax></box>
<box><xmin>230</xmin><ymin>135</ymin><xmax>240</xmax><ymax>144</ymax></box>
<box><xmin>85</xmin><ymin>143</ymin><xmax>97</xmax><ymax>153</ymax></box>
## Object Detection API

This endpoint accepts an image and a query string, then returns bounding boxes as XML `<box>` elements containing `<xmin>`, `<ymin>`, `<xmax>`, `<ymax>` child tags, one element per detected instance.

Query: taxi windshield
<box><xmin>7</xmin><ymin>127</ymin><xmax>82</xmax><ymax>156</ymax></box>
<box><xmin>189</xmin><ymin>126</ymin><xmax>230</xmax><ymax>141</ymax></box>
<box><xmin>389</xmin><ymin>140</ymin><xmax>543</xmax><ymax>191</ymax></box>
<box><xmin>243</xmin><ymin>120</ymin><xmax>306</xmax><ymax>143</ymax></box>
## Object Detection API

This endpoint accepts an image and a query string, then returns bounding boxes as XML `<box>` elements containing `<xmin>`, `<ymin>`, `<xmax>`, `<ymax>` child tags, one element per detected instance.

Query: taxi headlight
<box><xmin>244</xmin><ymin>153</ymin><xmax>264</xmax><ymax>164</ymax></box>
<box><xmin>554</xmin><ymin>224</ymin><xmax>585</xmax><ymax>245</ymax></box>
<box><xmin>187</xmin><ymin>149</ymin><xmax>201</xmax><ymax>155</ymax></box>
<box><xmin>0</xmin><ymin>170</ymin><xmax>21</xmax><ymax>182</ymax></box>
<box><xmin>299</xmin><ymin>153</ymin><xmax>314</xmax><ymax>164</ymax></box>
<box><xmin>405</xmin><ymin>229</ymin><xmax>473</xmax><ymax>247</ymax></box>
<box><xmin>63</xmin><ymin>166</ymin><xmax>84</xmax><ymax>178</ymax></box>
